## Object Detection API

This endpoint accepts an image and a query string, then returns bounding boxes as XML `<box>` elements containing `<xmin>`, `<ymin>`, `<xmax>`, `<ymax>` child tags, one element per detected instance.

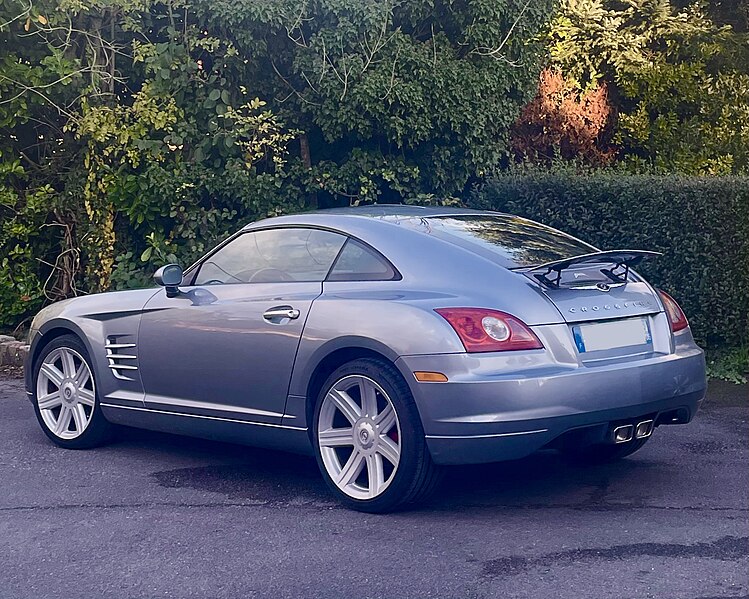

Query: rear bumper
<box><xmin>396</xmin><ymin>329</ymin><xmax>706</xmax><ymax>465</ymax></box>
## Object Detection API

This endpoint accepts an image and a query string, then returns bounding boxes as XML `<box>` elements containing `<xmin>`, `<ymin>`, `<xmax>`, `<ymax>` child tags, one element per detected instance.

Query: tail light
<box><xmin>658</xmin><ymin>290</ymin><xmax>689</xmax><ymax>332</ymax></box>
<box><xmin>435</xmin><ymin>308</ymin><xmax>543</xmax><ymax>353</ymax></box>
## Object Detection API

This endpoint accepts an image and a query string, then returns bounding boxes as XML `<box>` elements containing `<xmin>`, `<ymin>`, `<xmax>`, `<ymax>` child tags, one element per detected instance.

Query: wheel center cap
<box><xmin>356</xmin><ymin>421</ymin><xmax>376</xmax><ymax>449</ymax></box>
<box><xmin>62</xmin><ymin>383</ymin><xmax>76</xmax><ymax>403</ymax></box>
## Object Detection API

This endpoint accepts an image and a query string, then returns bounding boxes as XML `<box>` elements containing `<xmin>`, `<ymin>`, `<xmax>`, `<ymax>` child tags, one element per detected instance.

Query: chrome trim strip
<box><xmin>110</xmin><ymin>371</ymin><xmax>135</xmax><ymax>381</ymax></box>
<box><xmin>105</xmin><ymin>337</ymin><xmax>138</xmax><ymax>381</ymax></box>
<box><xmin>581</xmin><ymin>350</ymin><xmax>653</xmax><ymax>363</ymax></box>
<box><xmin>146</xmin><ymin>395</ymin><xmax>285</xmax><ymax>419</ymax></box>
<box><xmin>99</xmin><ymin>403</ymin><xmax>308</xmax><ymax>431</ymax></box>
<box><xmin>102</xmin><ymin>389</ymin><xmax>146</xmax><ymax>406</ymax></box>
<box><xmin>425</xmin><ymin>428</ymin><xmax>548</xmax><ymax>440</ymax></box>
<box><xmin>568</xmin><ymin>282</ymin><xmax>626</xmax><ymax>291</ymax></box>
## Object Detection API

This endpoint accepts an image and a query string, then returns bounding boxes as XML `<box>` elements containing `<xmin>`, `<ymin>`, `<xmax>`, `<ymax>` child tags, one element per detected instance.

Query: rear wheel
<box><xmin>32</xmin><ymin>334</ymin><xmax>113</xmax><ymax>449</ymax></box>
<box><xmin>562</xmin><ymin>436</ymin><xmax>651</xmax><ymax>463</ymax></box>
<box><xmin>313</xmin><ymin>358</ymin><xmax>441</xmax><ymax>512</ymax></box>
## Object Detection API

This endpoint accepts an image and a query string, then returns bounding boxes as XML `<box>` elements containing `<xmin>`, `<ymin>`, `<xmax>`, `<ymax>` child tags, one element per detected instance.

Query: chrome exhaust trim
<box><xmin>635</xmin><ymin>419</ymin><xmax>654</xmax><ymax>439</ymax></box>
<box><xmin>613</xmin><ymin>424</ymin><xmax>634</xmax><ymax>444</ymax></box>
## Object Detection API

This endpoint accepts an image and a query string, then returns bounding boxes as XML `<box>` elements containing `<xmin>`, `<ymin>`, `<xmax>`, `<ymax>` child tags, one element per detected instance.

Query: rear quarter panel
<box><xmin>288</xmin><ymin>282</ymin><xmax>465</xmax><ymax>395</ymax></box>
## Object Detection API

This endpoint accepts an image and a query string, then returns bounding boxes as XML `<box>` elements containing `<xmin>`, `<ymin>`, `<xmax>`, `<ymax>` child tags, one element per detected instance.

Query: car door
<box><xmin>137</xmin><ymin>227</ymin><xmax>347</xmax><ymax>425</ymax></box>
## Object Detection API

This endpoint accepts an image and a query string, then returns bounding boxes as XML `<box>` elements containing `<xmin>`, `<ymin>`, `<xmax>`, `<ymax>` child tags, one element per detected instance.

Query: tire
<box><xmin>32</xmin><ymin>334</ymin><xmax>113</xmax><ymax>449</ymax></box>
<box><xmin>312</xmin><ymin>357</ymin><xmax>441</xmax><ymax>513</ymax></box>
<box><xmin>561</xmin><ymin>436</ymin><xmax>651</xmax><ymax>464</ymax></box>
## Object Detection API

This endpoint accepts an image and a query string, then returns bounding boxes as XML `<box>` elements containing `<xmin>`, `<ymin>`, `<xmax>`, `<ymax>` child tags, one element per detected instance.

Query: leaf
<box><xmin>140</xmin><ymin>247</ymin><xmax>153</xmax><ymax>262</ymax></box>
<box><xmin>208</xmin><ymin>89</ymin><xmax>221</xmax><ymax>101</ymax></box>
<box><xmin>24</xmin><ymin>17</ymin><xmax>30</xmax><ymax>31</ymax></box>
<box><xmin>37</xmin><ymin>15</ymin><xmax>48</xmax><ymax>25</ymax></box>
<box><xmin>221</xmin><ymin>90</ymin><xmax>231</xmax><ymax>104</ymax></box>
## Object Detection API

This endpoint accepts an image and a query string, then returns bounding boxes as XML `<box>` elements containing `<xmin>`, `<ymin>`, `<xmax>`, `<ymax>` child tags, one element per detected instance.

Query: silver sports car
<box><xmin>25</xmin><ymin>206</ymin><xmax>706</xmax><ymax>512</ymax></box>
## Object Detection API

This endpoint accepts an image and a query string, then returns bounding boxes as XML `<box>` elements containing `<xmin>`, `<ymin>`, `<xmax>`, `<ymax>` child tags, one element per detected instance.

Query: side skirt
<box><xmin>100</xmin><ymin>403</ymin><xmax>314</xmax><ymax>456</ymax></box>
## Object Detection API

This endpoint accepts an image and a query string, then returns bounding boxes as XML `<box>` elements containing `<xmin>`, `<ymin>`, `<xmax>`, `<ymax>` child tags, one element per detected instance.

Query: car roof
<box><xmin>242</xmin><ymin>205</ymin><xmax>497</xmax><ymax>229</ymax></box>
<box><xmin>240</xmin><ymin>205</ymin><xmax>595</xmax><ymax>271</ymax></box>
<box><xmin>312</xmin><ymin>204</ymin><xmax>494</xmax><ymax>218</ymax></box>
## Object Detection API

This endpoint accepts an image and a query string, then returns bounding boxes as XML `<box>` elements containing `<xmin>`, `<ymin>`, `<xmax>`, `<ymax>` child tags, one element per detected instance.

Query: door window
<box><xmin>194</xmin><ymin>228</ymin><xmax>346</xmax><ymax>284</ymax></box>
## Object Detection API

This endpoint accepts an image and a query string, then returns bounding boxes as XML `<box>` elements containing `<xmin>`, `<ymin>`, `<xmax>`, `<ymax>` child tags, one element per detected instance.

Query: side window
<box><xmin>327</xmin><ymin>239</ymin><xmax>397</xmax><ymax>281</ymax></box>
<box><xmin>194</xmin><ymin>228</ymin><xmax>346</xmax><ymax>285</ymax></box>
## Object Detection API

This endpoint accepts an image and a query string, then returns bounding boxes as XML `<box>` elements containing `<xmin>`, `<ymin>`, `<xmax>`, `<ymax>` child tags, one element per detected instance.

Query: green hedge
<box><xmin>468</xmin><ymin>168</ymin><xmax>749</xmax><ymax>349</ymax></box>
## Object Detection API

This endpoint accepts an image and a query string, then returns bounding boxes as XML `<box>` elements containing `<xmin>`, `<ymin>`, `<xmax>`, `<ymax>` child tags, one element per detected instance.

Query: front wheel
<box><xmin>313</xmin><ymin>358</ymin><xmax>441</xmax><ymax>512</ymax></box>
<box><xmin>32</xmin><ymin>334</ymin><xmax>113</xmax><ymax>449</ymax></box>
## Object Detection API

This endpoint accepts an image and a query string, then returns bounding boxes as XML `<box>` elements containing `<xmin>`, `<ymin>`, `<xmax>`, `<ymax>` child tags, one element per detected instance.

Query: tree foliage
<box><xmin>3</xmin><ymin>0</ymin><xmax>747</xmax><ymax>352</ymax></box>
<box><xmin>0</xmin><ymin>0</ymin><xmax>552</xmax><ymax>328</ymax></box>
<box><xmin>545</xmin><ymin>0</ymin><xmax>749</xmax><ymax>173</ymax></box>
<box><xmin>511</xmin><ymin>68</ymin><xmax>615</xmax><ymax>165</ymax></box>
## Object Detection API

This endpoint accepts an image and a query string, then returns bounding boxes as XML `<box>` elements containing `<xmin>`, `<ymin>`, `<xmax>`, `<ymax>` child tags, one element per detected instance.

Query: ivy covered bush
<box><xmin>0</xmin><ymin>0</ymin><xmax>552</xmax><ymax>330</ymax></box>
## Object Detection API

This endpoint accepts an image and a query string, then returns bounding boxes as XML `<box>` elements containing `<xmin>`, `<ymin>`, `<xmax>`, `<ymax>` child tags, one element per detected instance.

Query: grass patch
<box><xmin>706</xmin><ymin>346</ymin><xmax>749</xmax><ymax>385</ymax></box>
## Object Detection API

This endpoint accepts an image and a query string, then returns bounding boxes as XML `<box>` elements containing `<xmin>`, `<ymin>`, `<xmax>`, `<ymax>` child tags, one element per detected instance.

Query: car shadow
<box><xmin>115</xmin><ymin>426</ymin><xmax>662</xmax><ymax>511</ymax></box>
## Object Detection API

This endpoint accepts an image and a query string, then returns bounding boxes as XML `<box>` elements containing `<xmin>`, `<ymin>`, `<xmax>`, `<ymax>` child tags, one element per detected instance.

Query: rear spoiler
<box><xmin>516</xmin><ymin>250</ymin><xmax>662</xmax><ymax>289</ymax></box>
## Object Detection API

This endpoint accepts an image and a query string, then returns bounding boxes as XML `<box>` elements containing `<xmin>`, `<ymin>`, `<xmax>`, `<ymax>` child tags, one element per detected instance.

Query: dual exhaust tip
<box><xmin>613</xmin><ymin>420</ymin><xmax>654</xmax><ymax>444</ymax></box>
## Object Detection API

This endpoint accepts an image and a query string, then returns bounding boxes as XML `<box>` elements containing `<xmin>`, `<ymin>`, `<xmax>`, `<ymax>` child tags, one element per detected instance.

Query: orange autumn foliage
<box><xmin>511</xmin><ymin>69</ymin><xmax>616</xmax><ymax>166</ymax></box>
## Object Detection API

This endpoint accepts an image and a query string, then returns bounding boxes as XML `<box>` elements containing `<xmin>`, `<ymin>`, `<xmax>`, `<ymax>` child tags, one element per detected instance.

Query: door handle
<box><xmin>263</xmin><ymin>306</ymin><xmax>300</xmax><ymax>321</ymax></box>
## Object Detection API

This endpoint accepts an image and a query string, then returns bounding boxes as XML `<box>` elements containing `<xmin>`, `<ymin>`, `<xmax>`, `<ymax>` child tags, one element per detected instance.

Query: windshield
<box><xmin>422</xmin><ymin>215</ymin><xmax>596</xmax><ymax>268</ymax></box>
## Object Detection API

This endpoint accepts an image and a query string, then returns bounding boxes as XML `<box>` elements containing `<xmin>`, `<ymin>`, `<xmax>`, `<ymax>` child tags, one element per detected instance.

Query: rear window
<box><xmin>424</xmin><ymin>215</ymin><xmax>595</xmax><ymax>268</ymax></box>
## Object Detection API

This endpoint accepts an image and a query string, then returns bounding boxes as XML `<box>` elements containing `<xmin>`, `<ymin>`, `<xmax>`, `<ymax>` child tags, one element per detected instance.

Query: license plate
<box><xmin>572</xmin><ymin>317</ymin><xmax>652</xmax><ymax>353</ymax></box>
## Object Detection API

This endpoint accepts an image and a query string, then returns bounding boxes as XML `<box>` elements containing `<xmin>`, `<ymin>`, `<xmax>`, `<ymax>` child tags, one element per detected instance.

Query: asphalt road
<box><xmin>1</xmin><ymin>377</ymin><xmax>747</xmax><ymax>599</ymax></box>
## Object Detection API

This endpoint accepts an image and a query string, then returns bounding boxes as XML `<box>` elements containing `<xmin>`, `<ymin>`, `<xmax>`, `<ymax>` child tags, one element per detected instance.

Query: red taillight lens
<box><xmin>435</xmin><ymin>308</ymin><xmax>543</xmax><ymax>353</ymax></box>
<box><xmin>658</xmin><ymin>290</ymin><xmax>689</xmax><ymax>332</ymax></box>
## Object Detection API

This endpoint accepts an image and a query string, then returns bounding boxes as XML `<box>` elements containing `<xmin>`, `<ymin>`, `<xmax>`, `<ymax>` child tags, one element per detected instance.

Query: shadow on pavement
<box><xmin>115</xmin><ymin>425</ymin><xmax>663</xmax><ymax>511</ymax></box>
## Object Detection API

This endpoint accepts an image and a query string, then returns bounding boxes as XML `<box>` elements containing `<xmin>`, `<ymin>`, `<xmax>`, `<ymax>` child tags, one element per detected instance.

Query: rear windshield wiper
<box><xmin>514</xmin><ymin>250</ymin><xmax>662</xmax><ymax>289</ymax></box>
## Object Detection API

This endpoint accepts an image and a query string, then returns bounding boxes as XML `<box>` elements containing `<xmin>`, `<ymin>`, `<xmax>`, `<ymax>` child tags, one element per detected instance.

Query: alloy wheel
<box><xmin>36</xmin><ymin>347</ymin><xmax>96</xmax><ymax>439</ymax></box>
<box><xmin>317</xmin><ymin>374</ymin><xmax>401</xmax><ymax>500</ymax></box>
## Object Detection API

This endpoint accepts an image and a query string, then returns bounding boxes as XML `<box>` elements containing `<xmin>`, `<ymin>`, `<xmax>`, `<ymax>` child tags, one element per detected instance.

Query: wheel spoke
<box><xmin>37</xmin><ymin>391</ymin><xmax>62</xmax><ymax>411</ymax></box>
<box><xmin>328</xmin><ymin>388</ymin><xmax>361</xmax><ymax>424</ymax></box>
<box><xmin>318</xmin><ymin>427</ymin><xmax>354</xmax><ymax>448</ymax></box>
<box><xmin>71</xmin><ymin>404</ymin><xmax>87</xmax><ymax>432</ymax></box>
<box><xmin>377</xmin><ymin>436</ymin><xmax>400</xmax><ymax>466</ymax></box>
<box><xmin>366</xmin><ymin>453</ymin><xmax>385</xmax><ymax>497</ymax></box>
<box><xmin>77</xmin><ymin>387</ymin><xmax>95</xmax><ymax>406</ymax></box>
<box><xmin>55</xmin><ymin>406</ymin><xmax>72</xmax><ymax>435</ymax></box>
<box><xmin>375</xmin><ymin>403</ymin><xmax>396</xmax><ymax>433</ymax></box>
<box><xmin>40</xmin><ymin>362</ymin><xmax>65</xmax><ymax>388</ymax></box>
<box><xmin>336</xmin><ymin>450</ymin><xmax>365</xmax><ymax>487</ymax></box>
<box><xmin>73</xmin><ymin>363</ymin><xmax>90</xmax><ymax>388</ymax></box>
<box><xmin>60</xmin><ymin>350</ymin><xmax>77</xmax><ymax>378</ymax></box>
<box><xmin>359</xmin><ymin>378</ymin><xmax>378</xmax><ymax>418</ymax></box>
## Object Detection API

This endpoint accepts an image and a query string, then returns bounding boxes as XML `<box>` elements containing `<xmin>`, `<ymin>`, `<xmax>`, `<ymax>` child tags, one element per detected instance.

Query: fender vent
<box><xmin>105</xmin><ymin>336</ymin><xmax>138</xmax><ymax>381</ymax></box>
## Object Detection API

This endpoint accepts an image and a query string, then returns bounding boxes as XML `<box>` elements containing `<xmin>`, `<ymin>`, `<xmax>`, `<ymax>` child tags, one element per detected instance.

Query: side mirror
<box><xmin>154</xmin><ymin>263</ymin><xmax>184</xmax><ymax>297</ymax></box>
